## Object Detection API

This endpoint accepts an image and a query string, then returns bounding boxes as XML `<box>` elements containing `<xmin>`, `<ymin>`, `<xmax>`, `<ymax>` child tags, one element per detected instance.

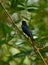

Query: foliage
<box><xmin>0</xmin><ymin>0</ymin><xmax>48</xmax><ymax>65</ymax></box>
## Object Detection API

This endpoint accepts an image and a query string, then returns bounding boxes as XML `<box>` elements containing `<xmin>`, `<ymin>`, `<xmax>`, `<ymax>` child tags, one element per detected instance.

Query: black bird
<box><xmin>21</xmin><ymin>21</ymin><xmax>34</xmax><ymax>40</ymax></box>
<box><xmin>21</xmin><ymin>21</ymin><xmax>36</xmax><ymax>52</ymax></box>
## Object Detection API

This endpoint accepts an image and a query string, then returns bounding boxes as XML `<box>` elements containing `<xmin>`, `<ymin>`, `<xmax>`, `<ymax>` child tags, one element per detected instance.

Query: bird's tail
<box><xmin>30</xmin><ymin>36</ymin><xmax>36</xmax><ymax>53</ymax></box>
<box><xmin>30</xmin><ymin>36</ymin><xmax>35</xmax><ymax>47</ymax></box>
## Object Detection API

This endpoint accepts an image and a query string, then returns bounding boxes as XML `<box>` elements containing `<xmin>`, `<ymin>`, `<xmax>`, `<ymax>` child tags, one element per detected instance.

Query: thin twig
<box><xmin>0</xmin><ymin>2</ymin><xmax>48</xmax><ymax>65</ymax></box>
<box><xmin>0</xmin><ymin>2</ymin><xmax>21</xmax><ymax>32</ymax></box>
<box><xmin>35</xmin><ymin>46</ymin><xmax>48</xmax><ymax>65</ymax></box>
<box><xmin>30</xmin><ymin>39</ymin><xmax>48</xmax><ymax>65</ymax></box>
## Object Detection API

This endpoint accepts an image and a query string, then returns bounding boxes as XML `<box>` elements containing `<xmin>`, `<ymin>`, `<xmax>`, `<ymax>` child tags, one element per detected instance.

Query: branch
<box><xmin>0</xmin><ymin>2</ymin><xmax>48</xmax><ymax>65</ymax></box>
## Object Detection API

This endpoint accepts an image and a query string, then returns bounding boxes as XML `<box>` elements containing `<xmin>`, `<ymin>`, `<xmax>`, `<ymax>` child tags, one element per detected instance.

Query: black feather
<box><xmin>21</xmin><ymin>21</ymin><xmax>36</xmax><ymax>52</ymax></box>
<box><xmin>21</xmin><ymin>21</ymin><xmax>33</xmax><ymax>38</ymax></box>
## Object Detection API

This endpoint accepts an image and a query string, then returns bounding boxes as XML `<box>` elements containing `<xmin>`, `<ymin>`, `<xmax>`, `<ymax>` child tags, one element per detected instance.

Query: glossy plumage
<box><xmin>21</xmin><ymin>21</ymin><xmax>32</xmax><ymax>38</ymax></box>
<box><xmin>21</xmin><ymin>21</ymin><xmax>35</xmax><ymax>49</ymax></box>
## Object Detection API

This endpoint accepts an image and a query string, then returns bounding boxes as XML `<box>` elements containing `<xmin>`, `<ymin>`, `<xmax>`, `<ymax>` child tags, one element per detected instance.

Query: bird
<box><xmin>21</xmin><ymin>21</ymin><xmax>34</xmax><ymax>41</ymax></box>
<box><xmin>21</xmin><ymin>21</ymin><xmax>36</xmax><ymax>52</ymax></box>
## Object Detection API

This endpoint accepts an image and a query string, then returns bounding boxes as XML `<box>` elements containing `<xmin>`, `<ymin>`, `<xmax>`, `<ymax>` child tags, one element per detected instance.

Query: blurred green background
<box><xmin>0</xmin><ymin>0</ymin><xmax>48</xmax><ymax>65</ymax></box>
